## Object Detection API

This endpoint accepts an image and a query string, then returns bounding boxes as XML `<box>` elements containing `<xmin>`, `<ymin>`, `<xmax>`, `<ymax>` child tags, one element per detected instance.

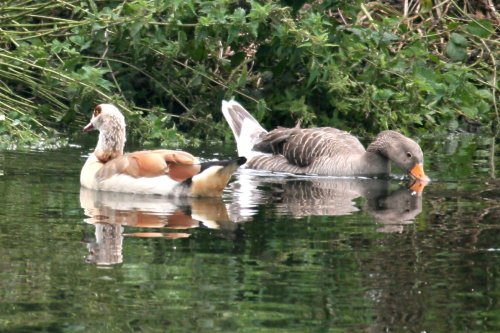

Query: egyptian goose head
<box><xmin>84</xmin><ymin>104</ymin><xmax>126</xmax><ymax>163</ymax></box>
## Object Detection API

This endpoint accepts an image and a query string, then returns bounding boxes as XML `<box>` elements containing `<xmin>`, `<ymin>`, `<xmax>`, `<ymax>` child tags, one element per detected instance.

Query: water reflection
<box><xmin>80</xmin><ymin>172</ymin><xmax>426</xmax><ymax>264</ymax></box>
<box><xmin>229</xmin><ymin>170</ymin><xmax>425</xmax><ymax>233</ymax></box>
<box><xmin>80</xmin><ymin>188</ymin><xmax>238</xmax><ymax>265</ymax></box>
<box><xmin>2</xmin><ymin>136</ymin><xmax>498</xmax><ymax>332</ymax></box>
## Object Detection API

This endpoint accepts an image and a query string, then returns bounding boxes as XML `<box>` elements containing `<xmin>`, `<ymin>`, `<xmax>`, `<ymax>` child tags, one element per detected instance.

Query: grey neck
<box><xmin>358</xmin><ymin>151</ymin><xmax>391</xmax><ymax>176</ymax></box>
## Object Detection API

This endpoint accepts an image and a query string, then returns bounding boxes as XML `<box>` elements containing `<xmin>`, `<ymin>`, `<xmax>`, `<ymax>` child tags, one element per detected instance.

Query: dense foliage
<box><xmin>0</xmin><ymin>0</ymin><xmax>497</xmax><ymax>146</ymax></box>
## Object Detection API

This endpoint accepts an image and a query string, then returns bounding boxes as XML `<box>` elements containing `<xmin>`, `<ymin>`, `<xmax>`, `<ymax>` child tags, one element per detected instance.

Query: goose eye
<box><xmin>406</xmin><ymin>152</ymin><xmax>412</xmax><ymax>158</ymax></box>
<box><xmin>93</xmin><ymin>105</ymin><xmax>102</xmax><ymax>117</ymax></box>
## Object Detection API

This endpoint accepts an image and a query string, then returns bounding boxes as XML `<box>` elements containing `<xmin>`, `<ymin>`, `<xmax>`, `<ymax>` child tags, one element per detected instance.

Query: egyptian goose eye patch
<box><xmin>93</xmin><ymin>105</ymin><xmax>102</xmax><ymax>117</ymax></box>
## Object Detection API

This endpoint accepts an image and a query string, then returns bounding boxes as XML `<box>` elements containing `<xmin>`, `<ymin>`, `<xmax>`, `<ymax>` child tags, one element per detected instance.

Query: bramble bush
<box><xmin>0</xmin><ymin>0</ymin><xmax>497</xmax><ymax>147</ymax></box>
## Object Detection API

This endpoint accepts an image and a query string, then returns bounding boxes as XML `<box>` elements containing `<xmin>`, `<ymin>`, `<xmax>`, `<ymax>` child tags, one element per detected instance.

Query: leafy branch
<box><xmin>0</xmin><ymin>0</ymin><xmax>497</xmax><ymax>147</ymax></box>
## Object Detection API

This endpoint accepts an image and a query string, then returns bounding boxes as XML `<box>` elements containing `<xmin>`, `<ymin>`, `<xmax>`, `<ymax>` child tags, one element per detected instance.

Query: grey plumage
<box><xmin>222</xmin><ymin>100</ymin><xmax>428</xmax><ymax>180</ymax></box>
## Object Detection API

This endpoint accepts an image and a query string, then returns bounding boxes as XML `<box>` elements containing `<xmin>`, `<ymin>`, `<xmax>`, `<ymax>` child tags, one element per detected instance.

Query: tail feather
<box><xmin>199</xmin><ymin>156</ymin><xmax>247</xmax><ymax>172</ymax></box>
<box><xmin>189</xmin><ymin>157</ymin><xmax>246</xmax><ymax>197</ymax></box>
<box><xmin>222</xmin><ymin>100</ymin><xmax>267</xmax><ymax>159</ymax></box>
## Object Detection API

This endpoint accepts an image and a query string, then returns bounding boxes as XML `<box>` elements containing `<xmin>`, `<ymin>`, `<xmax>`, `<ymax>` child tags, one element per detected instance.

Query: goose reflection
<box><xmin>81</xmin><ymin>172</ymin><xmax>427</xmax><ymax>264</ymax></box>
<box><xmin>80</xmin><ymin>187</ymin><xmax>237</xmax><ymax>265</ymax></box>
<box><xmin>228</xmin><ymin>170</ymin><xmax>427</xmax><ymax>233</ymax></box>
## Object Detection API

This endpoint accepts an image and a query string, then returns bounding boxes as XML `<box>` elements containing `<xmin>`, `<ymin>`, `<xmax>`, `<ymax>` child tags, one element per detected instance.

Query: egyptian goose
<box><xmin>222</xmin><ymin>100</ymin><xmax>429</xmax><ymax>181</ymax></box>
<box><xmin>80</xmin><ymin>104</ymin><xmax>246</xmax><ymax>196</ymax></box>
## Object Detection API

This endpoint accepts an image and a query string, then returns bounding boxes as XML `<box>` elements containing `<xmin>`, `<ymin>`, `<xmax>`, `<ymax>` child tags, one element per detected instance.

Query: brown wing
<box><xmin>255</xmin><ymin>127</ymin><xmax>365</xmax><ymax>168</ymax></box>
<box><xmin>96</xmin><ymin>149</ymin><xmax>201</xmax><ymax>182</ymax></box>
<box><xmin>252</xmin><ymin>127</ymin><xmax>301</xmax><ymax>155</ymax></box>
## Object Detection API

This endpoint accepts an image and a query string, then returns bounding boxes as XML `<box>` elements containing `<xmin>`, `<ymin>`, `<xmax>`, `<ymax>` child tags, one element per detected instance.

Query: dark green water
<box><xmin>0</xmin><ymin>133</ymin><xmax>498</xmax><ymax>333</ymax></box>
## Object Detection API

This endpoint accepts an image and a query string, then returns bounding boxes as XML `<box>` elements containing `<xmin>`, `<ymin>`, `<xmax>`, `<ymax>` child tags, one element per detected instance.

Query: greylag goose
<box><xmin>222</xmin><ymin>100</ymin><xmax>428</xmax><ymax>181</ymax></box>
<box><xmin>80</xmin><ymin>104</ymin><xmax>246</xmax><ymax>196</ymax></box>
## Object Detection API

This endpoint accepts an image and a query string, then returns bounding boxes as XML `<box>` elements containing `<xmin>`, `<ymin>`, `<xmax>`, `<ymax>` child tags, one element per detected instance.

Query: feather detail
<box><xmin>81</xmin><ymin>104</ymin><xmax>246</xmax><ymax>196</ymax></box>
<box><xmin>190</xmin><ymin>157</ymin><xmax>246</xmax><ymax>197</ymax></box>
<box><xmin>222</xmin><ymin>100</ymin><xmax>429</xmax><ymax>181</ymax></box>
<box><xmin>95</xmin><ymin>150</ymin><xmax>201</xmax><ymax>181</ymax></box>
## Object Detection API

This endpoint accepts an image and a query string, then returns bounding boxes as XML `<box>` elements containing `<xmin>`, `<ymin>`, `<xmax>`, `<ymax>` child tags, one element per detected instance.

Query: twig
<box><xmin>359</xmin><ymin>3</ymin><xmax>375</xmax><ymax>27</ymax></box>
<box><xmin>480</xmin><ymin>39</ymin><xmax>499</xmax><ymax>130</ymax></box>
<box><xmin>408</xmin><ymin>0</ymin><xmax>419</xmax><ymax>15</ymax></box>
<box><xmin>337</xmin><ymin>8</ymin><xmax>347</xmax><ymax>25</ymax></box>
<box><xmin>0</xmin><ymin>51</ymin><xmax>111</xmax><ymax>99</ymax></box>
<box><xmin>83</xmin><ymin>55</ymin><xmax>195</xmax><ymax>119</ymax></box>
<box><xmin>484</xmin><ymin>0</ymin><xmax>499</xmax><ymax>22</ymax></box>
<box><xmin>96</xmin><ymin>28</ymin><xmax>109</xmax><ymax>67</ymax></box>
<box><xmin>490</xmin><ymin>137</ymin><xmax>496</xmax><ymax>179</ymax></box>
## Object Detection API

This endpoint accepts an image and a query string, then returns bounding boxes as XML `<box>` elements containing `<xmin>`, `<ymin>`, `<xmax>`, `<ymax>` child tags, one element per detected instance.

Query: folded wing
<box><xmin>255</xmin><ymin>127</ymin><xmax>365</xmax><ymax>168</ymax></box>
<box><xmin>96</xmin><ymin>149</ymin><xmax>201</xmax><ymax>182</ymax></box>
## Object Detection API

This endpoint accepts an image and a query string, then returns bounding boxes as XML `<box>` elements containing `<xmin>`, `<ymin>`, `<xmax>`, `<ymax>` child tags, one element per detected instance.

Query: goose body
<box><xmin>222</xmin><ymin>100</ymin><xmax>428</xmax><ymax>180</ymax></box>
<box><xmin>81</xmin><ymin>104</ymin><xmax>246</xmax><ymax>197</ymax></box>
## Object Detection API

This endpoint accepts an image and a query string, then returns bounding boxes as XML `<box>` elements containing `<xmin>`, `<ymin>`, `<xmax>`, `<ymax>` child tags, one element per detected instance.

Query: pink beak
<box><xmin>83</xmin><ymin>123</ymin><xmax>94</xmax><ymax>132</ymax></box>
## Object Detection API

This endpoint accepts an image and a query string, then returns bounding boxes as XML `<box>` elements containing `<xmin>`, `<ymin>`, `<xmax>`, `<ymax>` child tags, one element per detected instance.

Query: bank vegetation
<box><xmin>0</xmin><ymin>0</ymin><xmax>497</xmax><ymax>146</ymax></box>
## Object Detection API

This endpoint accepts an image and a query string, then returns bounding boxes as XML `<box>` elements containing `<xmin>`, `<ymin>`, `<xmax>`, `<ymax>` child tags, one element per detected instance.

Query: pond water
<box><xmin>0</xmin><ymin>133</ymin><xmax>498</xmax><ymax>333</ymax></box>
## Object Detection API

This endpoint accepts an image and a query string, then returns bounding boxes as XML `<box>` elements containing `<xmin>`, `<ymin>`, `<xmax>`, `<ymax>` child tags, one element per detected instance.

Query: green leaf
<box><xmin>448</xmin><ymin>119</ymin><xmax>459</xmax><ymax>130</ymax></box>
<box><xmin>450</xmin><ymin>33</ymin><xmax>468</xmax><ymax>47</ymax></box>
<box><xmin>374</xmin><ymin>88</ymin><xmax>395</xmax><ymax>101</ymax></box>
<box><xmin>446</xmin><ymin>42</ymin><xmax>467</xmax><ymax>61</ymax></box>
<box><xmin>69</xmin><ymin>35</ymin><xmax>85</xmax><ymax>46</ymax></box>
<box><xmin>236</xmin><ymin>65</ymin><xmax>247</xmax><ymax>87</ymax></box>
<box><xmin>420</xmin><ymin>0</ymin><xmax>433</xmax><ymax>13</ymax></box>
<box><xmin>232</xmin><ymin>7</ymin><xmax>246</xmax><ymax>23</ymax></box>
<box><xmin>69</xmin><ymin>35</ymin><xmax>91</xmax><ymax>51</ymax></box>
<box><xmin>476</xmin><ymin>89</ymin><xmax>493</xmax><ymax>100</ymax></box>
<box><xmin>249</xmin><ymin>1</ymin><xmax>272</xmax><ymax>22</ymax></box>
<box><xmin>129</xmin><ymin>21</ymin><xmax>143</xmax><ymax>37</ymax></box>
<box><xmin>255</xmin><ymin>99</ymin><xmax>267</xmax><ymax>121</ymax></box>
<box><xmin>230</xmin><ymin>52</ymin><xmax>246</xmax><ymax>68</ymax></box>
<box><xmin>189</xmin><ymin>44</ymin><xmax>206</xmax><ymax>61</ymax></box>
<box><xmin>227</xmin><ymin>26</ymin><xmax>240</xmax><ymax>43</ymax></box>
<box><xmin>51</xmin><ymin>40</ymin><xmax>69</xmax><ymax>53</ymax></box>
<box><xmin>307</xmin><ymin>62</ymin><xmax>319</xmax><ymax>87</ymax></box>
<box><xmin>249</xmin><ymin>22</ymin><xmax>259</xmax><ymax>38</ymax></box>
<box><xmin>465</xmin><ymin>19</ymin><xmax>493</xmax><ymax>38</ymax></box>
<box><xmin>462</xmin><ymin>106</ymin><xmax>478</xmax><ymax>118</ymax></box>
<box><xmin>477</xmin><ymin>100</ymin><xmax>490</xmax><ymax>115</ymax></box>
<box><xmin>380</xmin><ymin>32</ymin><xmax>399</xmax><ymax>44</ymax></box>
<box><xmin>414</xmin><ymin>65</ymin><xmax>437</xmax><ymax>81</ymax></box>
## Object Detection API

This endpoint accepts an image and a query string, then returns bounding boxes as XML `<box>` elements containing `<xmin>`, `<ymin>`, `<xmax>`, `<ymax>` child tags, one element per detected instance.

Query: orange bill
<box><xmin>409</xmin><ymin>163</ymin><xmax>430</xmax><ymax>182</ymax></box>
<box><xmin>409</xmin><ymin>179</ymin><xmax>428</xmax><ymax>194</ymax></box>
